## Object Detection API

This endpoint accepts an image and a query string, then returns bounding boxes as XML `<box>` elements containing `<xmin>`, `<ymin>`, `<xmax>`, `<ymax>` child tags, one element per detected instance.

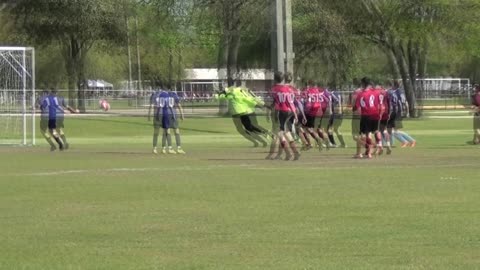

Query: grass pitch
<box><xmin>0</xmin><ymin>116</ymin><xmax>479</xmax><ymax>270</ymax></box>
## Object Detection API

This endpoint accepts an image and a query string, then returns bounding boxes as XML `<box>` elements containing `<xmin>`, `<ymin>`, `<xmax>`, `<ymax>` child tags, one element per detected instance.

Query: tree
<box><xmin>6</xmin><ymin>0</ymin><xmax>124</xmax><ymax>111</ymax></box>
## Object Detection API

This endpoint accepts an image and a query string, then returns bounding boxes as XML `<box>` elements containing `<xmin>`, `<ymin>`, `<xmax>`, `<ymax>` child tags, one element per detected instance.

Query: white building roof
<box><xmin>184</xmin><ymin>68</ymin><xmax>273</xmax><ymax>81</ymax></box>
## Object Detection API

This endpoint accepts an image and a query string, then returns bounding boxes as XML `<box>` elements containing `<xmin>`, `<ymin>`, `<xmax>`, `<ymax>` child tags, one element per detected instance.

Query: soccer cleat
<box><xmin>401</xmin><ymin>142</ymin><xmax>409</xmax><ymax>148</ymax></box>
<box><xmin>153</xmin><ymin>147</ymin><xmax>158</xmax><ymax>154</ymax></box>
<box><xmin>50</xmin><ymin>145</ymin><xmax>57</xmax><ymax>152</ymax></box>
<box><xmin>410</xmin><ymin>141</ymin><xmax>417</xmax><ymax>147</ymax></box>
<box><xmin>353</xmin><ymin>154</ymin><xmax>363</xmax><ymax>159</ymax></box>
<box><xmin>64</xmin><ymin>143</ymin><xmax>70</xmax><ymax>150</ymax></box>
<box><xmin>161</xmin><ymin>147</ymin><xmax>167</xmax><ymax>154</ymax></box>
<box><xmin>284</xmin><ymin>153</ymin><xmax>292</xmax><ymax>161</ymax></box>
<box><xmin>386</xmin><ymin>147</ymin><xmax>392</xmax><ymax>155</ymax></box>
<box><xmin>168</xmin><ymin>148</ymin><xmax>177</xmax><ymax>154</ymax></box>
<box><xmin>176</xmin><ymin>148</ymin><xmax>186</xmax><ymax>154</ymax></box>
<box><xmin>293</xmin><ymin>152</ymin><xmax>301</xmax><ymax>161</ymax></box>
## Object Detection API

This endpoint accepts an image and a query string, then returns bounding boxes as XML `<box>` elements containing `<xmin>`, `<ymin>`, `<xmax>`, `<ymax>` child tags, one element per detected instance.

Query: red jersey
<box><xmin>318</xmin><ymin>89</ymin><xmax>331</xmax><ymax>111</ymax></box>
<box><xmin>351</xmin><ymin>88</ymin><xmax>363</xmax><ymax>113</ymax></box>
<box><xmin>271</xmin><ymin>84</ymin><xmax>295</xmax><ymax>112</ymax></box>
<box><xmin>378</xmin><ymin>88</ymin><xmax>389</xmax><ymax>120</ymax></box>
<box><xmin>302</xmin><ymin>87</ymin><xmax>322</xmax><ymax>116</ymax></box>
<box><xmin>356</xmin><ymin>87</ymin><xmax>379</xmax><ymax>117</ymax></box>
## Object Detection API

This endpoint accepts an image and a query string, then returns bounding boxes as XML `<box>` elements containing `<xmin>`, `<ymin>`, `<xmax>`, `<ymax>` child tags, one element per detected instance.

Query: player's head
<box><xmin>360</xmin><ymin>77</ymin><xmax>371</xmax><ymax>89</ymax></box>
<box><xmin>307</xmin><ymin>79</ymin><xmax>314</xmax><ymax>86</ymax></box>
<box><xmin>284</xmin><ymin>72</ymin><xmax>293</xmax><ymax>84</ymax></box>
<box><xmin>475</xmin><ymin>84</ymin><xmax>480</xmax><ymax>92</ymax></box>
<box><xmin>274</xmin><ymin>71</ymin><xmax>284</xmax><ymax>84</ymax></box>
<box><xmin>391</xmin><ymin>80</ymin><xmax>400</xmax><ymax>89</ymax></box>
<box><xmin>50</xmin><ymin>88</ymin><xmax>58</xmax><ymax>95</ymax></box>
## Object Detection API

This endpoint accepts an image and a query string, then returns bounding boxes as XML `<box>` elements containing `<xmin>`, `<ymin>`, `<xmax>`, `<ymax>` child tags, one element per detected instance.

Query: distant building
<box><xmin>181</xmin><ymin>69</ymin><xmax>274</xmax><ymax>94</ymax></box>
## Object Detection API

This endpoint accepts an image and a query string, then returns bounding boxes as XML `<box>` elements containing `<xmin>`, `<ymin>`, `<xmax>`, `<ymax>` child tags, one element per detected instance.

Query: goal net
<box><xmin>0</xmin><ymin>47</ymin><xmax>35</xmax><ymax>146</ymax></box>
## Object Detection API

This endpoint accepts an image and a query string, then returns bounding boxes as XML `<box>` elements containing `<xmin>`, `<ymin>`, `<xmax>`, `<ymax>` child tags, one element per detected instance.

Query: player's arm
<box><xmin>176</xmin><ymin>102</ymin><xmax>184</xmax><ymax>120</ymax></box>
<box><xmin>147</xmin><ymin>94</ymin><xmax>155</xmax><ymax>121</ymax></box>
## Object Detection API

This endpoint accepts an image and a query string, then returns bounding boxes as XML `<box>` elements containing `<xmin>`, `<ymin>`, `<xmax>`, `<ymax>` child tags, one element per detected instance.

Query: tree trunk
<box><xmin>393</xmin><ymin>43</ymin><xmax>416</xmax><ymax>117</ymax></box>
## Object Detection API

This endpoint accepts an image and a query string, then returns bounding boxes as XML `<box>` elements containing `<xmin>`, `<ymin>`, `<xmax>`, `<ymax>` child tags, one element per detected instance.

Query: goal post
<box><xmin>0</xmin><ymin>47</ymin><xmax>36</xmax><ymax>146</ymax></box>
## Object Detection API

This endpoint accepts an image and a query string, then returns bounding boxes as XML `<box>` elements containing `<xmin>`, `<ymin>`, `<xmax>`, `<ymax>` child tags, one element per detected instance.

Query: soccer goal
<box><xmin>0</xmin><ymin>47</ymin><xmax>35</xmax><ymax>146</ymax></box>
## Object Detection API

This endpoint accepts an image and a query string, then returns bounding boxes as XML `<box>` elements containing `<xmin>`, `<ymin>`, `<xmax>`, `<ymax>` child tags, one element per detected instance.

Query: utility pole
<box><xmin>284</xmin><ymin>0</ymin><xmax>294</xmax><ymax>76</ymax></box>
<box><xmin>125</xmin><ymin>16</ymin><xmax>133</xmax><ymax>91</ymax></box>
<box><xmin>272</xmin><ymin>0</ymin><xmax>284</xmax><ymax>74</ymax></box>
<box><xmin>271</xmin><ymin>0</ymin><xmax>293</xmax><ymax>76</ymax></box>
<box><xmin>135</xmin><ymin>15</ymin><xmax>142</xmax><ymax>91</ymax></box>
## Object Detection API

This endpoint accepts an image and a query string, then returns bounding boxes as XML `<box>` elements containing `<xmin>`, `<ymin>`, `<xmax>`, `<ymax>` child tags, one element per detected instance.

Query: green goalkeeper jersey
<box><xmin>217</xmin><ymin>87</ymin><xmax>264</xmax><ymax>116</ymax></box>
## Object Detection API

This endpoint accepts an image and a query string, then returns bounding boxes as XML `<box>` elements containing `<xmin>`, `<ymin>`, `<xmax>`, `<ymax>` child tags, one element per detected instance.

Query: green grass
<box><xmin>1</xmin><ymin>116</ymin><xmax>479</xmax><ymax>269</ymax></box>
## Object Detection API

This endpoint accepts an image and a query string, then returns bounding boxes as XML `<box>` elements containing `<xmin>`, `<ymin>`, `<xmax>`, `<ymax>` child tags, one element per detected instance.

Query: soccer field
<box><xmin>0</xmin><ymin>116</ymin><xmax>479</xmax><ymax>270</ymax></box>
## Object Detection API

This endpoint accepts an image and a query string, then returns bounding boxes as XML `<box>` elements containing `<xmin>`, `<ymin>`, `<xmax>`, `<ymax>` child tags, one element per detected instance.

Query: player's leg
<box><xmin>48</xmin><ymin>119</ymin><xmax>64</xmax><ymax>151</ymax></box>
<box><xmin>283</xmin><ymin>115</ymin><xmax>300</xmax><ymax>161</ymax></box>
<box><xmin>171</xmin><ymin>117</ymin><xmax>185</xmax><ymax>154</ymax></box>
<box><xmin>41</xmin><ymin>118</ymin><xmax>56</xmax><ymax>151</ymax></box>
<box><xmin>242</xmin><ymin>114</ymin><xmax>268</xmax><ymax>147</ymax></box>
<box><xmin>396</xmin><ymin>129</ymin><xmax>416</xmax><ymax>147</ymax></box>
<box><xmin>152</xmin><ymin>117</ymin><xmax>161</xmax><ymax>154</ymax></box>
<box><xmin>233</xmin><ymin>115</ymin><xmax>258</xmax><ymax>147</ymax></box>
<box><xmin>474</xmin><ymin>114</ymin><xmax>480</xmax><ymax>144</ymax></box>
<box><xmin>56</xmin><ymin>118</ymin><xmax>69</xmax><ymax>150</ymax></box>
<box><xmin>327</xmin><ymin>114</ymin><xmax>337</xmax><ymax>147</ymax></box>
<box><xmin>333</xmin><ymin>116</ymin><xmax>346</xmax><ymax>147</ymax></box>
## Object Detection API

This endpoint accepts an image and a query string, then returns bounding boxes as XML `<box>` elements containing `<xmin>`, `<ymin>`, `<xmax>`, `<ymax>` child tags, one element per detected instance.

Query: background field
<box><xmin>0</xmin><ymin>116</ymin><xmax>479</xmax><ymax>270</ymax></box>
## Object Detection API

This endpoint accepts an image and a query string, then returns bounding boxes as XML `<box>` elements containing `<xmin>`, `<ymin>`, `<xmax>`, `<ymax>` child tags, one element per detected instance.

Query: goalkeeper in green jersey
<box><xmin>217</xmin><ymin>79</ymin><xmax>270</xmax><ymax>147</ymax></box>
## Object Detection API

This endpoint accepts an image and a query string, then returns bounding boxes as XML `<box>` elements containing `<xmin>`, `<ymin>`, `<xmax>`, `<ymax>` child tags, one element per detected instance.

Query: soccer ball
<box><xmin>99</xmin><ymin>99</ymin><xmax>110</xmax><ymax>112</ymax></box>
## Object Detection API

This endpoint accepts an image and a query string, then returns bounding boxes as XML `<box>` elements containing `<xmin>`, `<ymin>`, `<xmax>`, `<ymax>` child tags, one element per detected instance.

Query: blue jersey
<box><xmin>39</xmin><ymin>94</ymin><xmax>49</xmax><ymax>119</ymax></box>
<box><xmin>152</xmin><ymin>90</ymin><xmax>179</xmax><ymax>118</ymax></box>
<box><xmin>41</xmin><ymin>95</ymin><xmax>62</xmax><ymax>120</ymax></box>
<box><xmin>388</xmin><ymin>88</ymin><xmax>404</xmax><ymax>115</ymax></box>
<box><xmin>330</xmin><ymin>90</ymin><xmax>342</xmax><ymax>115</ymax></box>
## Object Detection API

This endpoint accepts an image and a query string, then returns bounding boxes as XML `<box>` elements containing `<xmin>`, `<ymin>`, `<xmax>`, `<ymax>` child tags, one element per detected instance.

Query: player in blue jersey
<box><xmin>54</xmin><ymin>89</ymin><xmax>76</xmax><ymax>150</ymax></box>
<box><xmin>148</xmin><ymin>86</ymin><xmax>185</xmax><ymax>154</ymax></box>
<box><xmin>387</xmin><ymin>81</ymin><xmax>416</xmax><ymax>147</ymax></box>
<box><xmin>40</xmin><ymin>89</ymin><xmax>65</xmax><ymax>151</ymax></box>
<box><xmin>327</xmin><ymin>88</ymin><xmax>346</xmax><ymax>148</ymax></box>
<box><xmin>37</xmin><ymin>90</ymin><xmax>56</xmax><ymax>150</ymax></box>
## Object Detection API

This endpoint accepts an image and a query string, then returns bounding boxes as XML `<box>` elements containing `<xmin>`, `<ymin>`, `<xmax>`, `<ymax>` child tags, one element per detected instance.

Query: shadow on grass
<box><xmin>75</xmin><ymin>117</ymin><xmax>228</xmax><ymax>134</ymax></box>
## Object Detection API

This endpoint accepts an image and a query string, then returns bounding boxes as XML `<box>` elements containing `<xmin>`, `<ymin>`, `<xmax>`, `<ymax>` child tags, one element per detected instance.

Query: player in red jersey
<box><xmin>372</xmin><ymin>85</ymin><xmax>392</xmax><ymax>155</ymax></box>
<box><xmin>354</xmin><ymin>77</ymin><xmax>378</xmax><ymax>158</ymax></box>
<box><xmin>266</xmin><ymin>72</ymin><xmax>300</xmax><ymax>161</ymax></box>
<box><xmin>301</xmin><ymin>80</ymin><xmax>327</xmax><ymax>150</ymax></box>
<box><xmin>285</xmin><ymin>73</ymin><xmax>309</xmax><ymax>150</ymax></box>
<box><xmin>350</xmin><ymin>79</ymin><xmax>363</xmax><ymax>157</ymax></box>
<box><xmin>316</xmin><ymin>86</ymin><xmax>332</xmax><ymax>149</ymax></box>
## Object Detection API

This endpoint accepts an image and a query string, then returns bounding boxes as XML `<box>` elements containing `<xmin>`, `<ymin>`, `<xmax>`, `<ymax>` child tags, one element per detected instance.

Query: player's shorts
<box><xmin>304</xmin><ymin>115</ymin><xmax>317</xmax><ymax>128</ymax></box>
<box><xmin>154</xmin><ymin>114</ymin><xmax>178</xmax><ymax>129</ymax></box>
<box><xmin>360</xmin><ymin>116</ymin><xmax>377</xmax><ymax>134</ymax></box>
<box><xmin>351</xmin><ymin>115</ymin><xmax>361</xmax><ymax>136</ymax></box>
<box><xmin>163</xmin><ymin>115</ymin><xmax>178</xmax><ymax>129</ymax></box>
<box><xmin>474</xmin><ymin>113</ymin><xmax>480</xmax><ymax>130</ymax></box>
<box><xmin>48</xmin><ymin>119</ymin><xmax>57</xmax><ymax>130</ymax></box>
<box><xmin>40</xmin><ymin>117</ymin><xmax>48</xmax><ymax>131</ymax></box>
<box><xmin>276</xmin><ymin>110</ymin><xmax>294</xmax><ymax>132</ymax></box>
<box><xmin>387</xmin><ymin>112</ymin><xmax>401</xmax><ymax>129</ymax></box>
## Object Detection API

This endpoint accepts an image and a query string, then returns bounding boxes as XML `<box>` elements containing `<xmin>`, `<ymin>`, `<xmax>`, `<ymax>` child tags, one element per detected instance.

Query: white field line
<box><xmin>12</xmin><ymin>162</ymin><xmax>479</xmax><ymax>177</ymax></box>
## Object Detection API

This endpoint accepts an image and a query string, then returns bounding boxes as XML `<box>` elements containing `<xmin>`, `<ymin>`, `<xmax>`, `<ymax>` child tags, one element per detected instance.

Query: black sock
<box><xmin>54</xmin><ymin>137</ymin><xmax>64</xmax><ymax>149</ymax></box>
<box><xmin>328</xmin><ymin>134</ymin><xmax>336</xmax><ymax>145</ymax></box>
